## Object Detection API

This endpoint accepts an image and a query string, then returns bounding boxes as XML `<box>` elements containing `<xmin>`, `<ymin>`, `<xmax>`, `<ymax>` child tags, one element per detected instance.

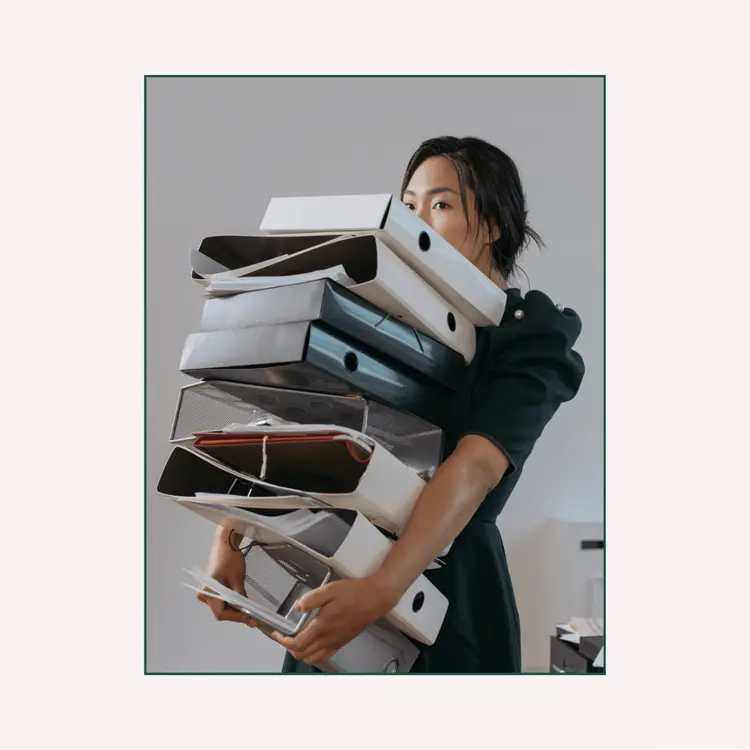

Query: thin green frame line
<box><xmin>143</xmin><ymin>73</ymin><xmax>606</xmax><ymax>675</ymax></box>
<box><xmin>601</xmin><ymin>75</ymin><xmax>606</xmax><ymax>674</ymax></box>
<box><xmin>144</xmin><ymin>73</ymin><xmax>605</xmax><ymax>79</ymax></box>
<box><xmin>143</xmin><ymin>74</ymin><xmax>149</xmax><ymax>676</ymax></box>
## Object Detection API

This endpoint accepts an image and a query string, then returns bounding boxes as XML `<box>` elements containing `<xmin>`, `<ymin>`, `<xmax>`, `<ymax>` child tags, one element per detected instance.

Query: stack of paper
<box><xmin>556</xmin><ymin>616</ymin><xmax>604</xmax><ymax>643</ymax></box>
<box><xmin>202</xmin><ymin>264</ymin><xmax>357</xmax><ymax>296</ymax></box>
<box><xmin>555</xmin><ymin>617</ymin><xmax>604</xmax><ymax>670</ymax></box>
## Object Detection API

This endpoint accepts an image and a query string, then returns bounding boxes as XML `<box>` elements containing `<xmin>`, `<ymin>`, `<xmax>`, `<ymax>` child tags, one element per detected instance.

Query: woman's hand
<box><xmin>271</xmin><ymin>576</ymin><xmax>400</xmax><ymax>665</ymax></box>
<box><xmin>196</xmin><ymin>526</ymin><xmax>257</xmax><ymax>628</ymax></box>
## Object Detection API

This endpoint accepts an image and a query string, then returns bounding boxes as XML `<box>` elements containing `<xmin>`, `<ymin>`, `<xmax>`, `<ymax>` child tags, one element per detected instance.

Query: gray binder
<box><xmin>169</xmin><ymin>380</ymin><xmax>444</xmax><ymax>481</ymax></box>
<box><xmin>179</xmin><ymin>320</ymin><xmax>450</xmax><ymax>427</ymax></box>
<box><xmin>195</xmin><ymin>278</ymin><xmax>467</xmax><ymax>390</ymax></box>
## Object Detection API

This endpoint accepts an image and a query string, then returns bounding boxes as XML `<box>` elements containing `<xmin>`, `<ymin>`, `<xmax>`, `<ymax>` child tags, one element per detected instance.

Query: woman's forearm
<box><xmin>371</xmin><ymin>440</ymin><xmax>506</xmax><ymax>601</ymax></box>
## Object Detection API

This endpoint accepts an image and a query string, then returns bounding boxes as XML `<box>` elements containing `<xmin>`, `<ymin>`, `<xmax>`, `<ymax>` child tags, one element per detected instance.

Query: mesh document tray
<box><xmin>238</xmin><ymin>541</ymin><xmax>419</xmax><ymax>673</ymax></box>
<box><xmin>205</xmin><ymin>541</ymin><xmax>333</xmax><ymax>637</ymax></box>
<box><xmin>170</xmin><ymin>380</ymin><xmax>444</xmax><ymax>481</ymax></box>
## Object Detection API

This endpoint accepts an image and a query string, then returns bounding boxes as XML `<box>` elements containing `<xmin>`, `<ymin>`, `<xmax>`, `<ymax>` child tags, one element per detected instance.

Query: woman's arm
<box><xmin>371</xmin><ymin>433</ymin><xmax>509</xmax><ymax>602</ymax></box>
<box><xmin>274</xmin><ymin>435</ymin><xmax>509</xmax><ymax>664</ymax></box>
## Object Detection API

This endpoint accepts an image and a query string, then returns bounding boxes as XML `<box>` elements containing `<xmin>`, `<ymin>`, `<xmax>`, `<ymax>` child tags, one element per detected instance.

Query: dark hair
<box><xmin>400</xmin><ymin>136</ymin><xmax>543</xmax><ymax>280</ymax></box>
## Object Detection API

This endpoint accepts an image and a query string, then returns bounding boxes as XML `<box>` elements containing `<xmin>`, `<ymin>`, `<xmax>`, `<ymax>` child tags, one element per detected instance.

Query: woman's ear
<box><xmin>488</xmin><ymin>221</ymin><xmax>501</xmax><ymax>245</ymax></box>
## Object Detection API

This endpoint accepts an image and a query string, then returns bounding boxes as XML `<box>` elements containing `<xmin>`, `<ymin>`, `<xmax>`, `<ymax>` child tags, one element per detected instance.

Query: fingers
<box><xmin>271</xmin><ymin>631</ymin><xmax>318</xmax><ymax>661</ymax></box>
<box><xmin>196</xmin><ymin>586</ymin><xmax>256</xmax><ymax>627</ymax></box>
<box><xmin>287</xmin><ymin>642</ymin><xmax>335</xmax><ymax>665</ymax></box>
<box><xmin>230</xmin><ymin>580</ymin><xmax>247</xmax><ymax>597</ymax></box>
<box><xmin>295</xmin><ymin>582</ymin><xmax>338</xmax><ymax>613</ymax></box>
<box><xmin>301</xmin><ymin>648</ymin><xmax>334</xmax><ymax>666</ymax></box>
<box><xmin>197</xmin><ymin>588</ymin><xmax>226</xmax><ymax>618</ymax></box>
<box><xmin>277</xmin><ymin>617</ymin><xmax>324</xmax><ymax>653</ymax></box>
<box><xmin>216</xmin><ymin>607</ymin><xmax>257</xmax><ymax>627</ymax></box>
<box><xmin>273</xmin><ymin>621</ymin><xmax>336</xmax><ymax>665</ymax></box>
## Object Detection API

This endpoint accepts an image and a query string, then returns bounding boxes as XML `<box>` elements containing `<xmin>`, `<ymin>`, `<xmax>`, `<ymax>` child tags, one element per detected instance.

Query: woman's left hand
<box><xmin>271</xmin><ymin>576</ymin><xmax>400</xmax><ymax>665</ymax></box>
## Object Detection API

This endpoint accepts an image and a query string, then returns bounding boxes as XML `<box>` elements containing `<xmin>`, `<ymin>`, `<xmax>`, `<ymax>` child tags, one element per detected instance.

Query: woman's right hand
<box><xmin>196</xmin><ymin>524</ymin><xmax>257</xmax><ymax>627</ymax></box>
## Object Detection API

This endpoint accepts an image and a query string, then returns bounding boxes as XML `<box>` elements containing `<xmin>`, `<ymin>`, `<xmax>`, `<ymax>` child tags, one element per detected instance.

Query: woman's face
<box><xmin>402</xmin><ymin>155</ymin><xmax>492</xmax><ymax>273</ymax></box>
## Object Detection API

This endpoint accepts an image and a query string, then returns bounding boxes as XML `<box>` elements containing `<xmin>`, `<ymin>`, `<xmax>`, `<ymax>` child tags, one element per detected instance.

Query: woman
<box><xmin>198</xmin><ymin>135</ymin><xmax>586</xmax><ymax>673</ymax></box>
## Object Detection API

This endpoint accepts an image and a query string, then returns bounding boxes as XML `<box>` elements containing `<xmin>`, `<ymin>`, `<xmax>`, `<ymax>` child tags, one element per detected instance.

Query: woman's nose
<box><xmin>416</xmin><ymin>204</ymin><xmax>432</xmax><ymax>226</ymax></box>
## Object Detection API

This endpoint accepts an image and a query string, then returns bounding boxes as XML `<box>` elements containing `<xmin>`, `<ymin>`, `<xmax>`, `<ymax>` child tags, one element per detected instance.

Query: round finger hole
<box><xmin>344</xmin><ymin>352</ymin><xmax>359</xmax><ymax>372</ymax></box>
<box><xmin>412</xmin><ymin>591</ymin><xmax>425</xmax><ymax>612</ymax></box>
<box><xmin>418</xmin><ymin>231</ymin><xmax>431</xmax><ymax>251</ymax></box>
<box><xmin>384</xmin><ymin>658</ymin><xmax>400</xmax><ymax>673</ymax></box>
<box><xmin>447</xmin><ymin>312</ymin><xmax>456</xmax><ymax>331</ymax></box>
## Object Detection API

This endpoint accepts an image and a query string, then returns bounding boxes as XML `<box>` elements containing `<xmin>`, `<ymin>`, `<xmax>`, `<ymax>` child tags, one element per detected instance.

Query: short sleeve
<box><xmin>460</xmin><ymin>289</ymin><xmax>586</xmax><ymax>475</ymax></box>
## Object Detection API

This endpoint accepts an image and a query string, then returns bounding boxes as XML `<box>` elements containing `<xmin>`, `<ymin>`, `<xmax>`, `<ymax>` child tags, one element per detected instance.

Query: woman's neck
<box><xmin>475</xmin><ymin>245</ymin><xmax>506</xmax><ymax>289</ymax></box>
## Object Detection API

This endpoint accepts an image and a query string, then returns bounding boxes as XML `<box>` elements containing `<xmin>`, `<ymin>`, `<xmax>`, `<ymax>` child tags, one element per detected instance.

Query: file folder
<box><xmin>169</xmin><ymin>380</ymin><xmax>444</xmax><ymax>481</ymax></box>
<box><xmin>179</xmin><ymin>320</ymin><xmax>450</xmax><ymax>427</ymax></box>
<box><xmin>188</xmin><ymin>424</ymin><xmax>425</xmax><ymax>537</ymax></box>
<box><xmin>156</xmin><ymin>445</ymin><xmax>450</xmax><ymax>564</ymax></box>
<box><xmin>176</xmin><ymin>498</ymin><xmax>449</xmax><ymax>644</ymax></box>
<box><xmin>198</xmin><ymin>277</ymin><xmax>468</xmax><ymax>384</ymax></box>
<box><xmin>194</xmin><ymin>236</ymin><xmax>476</xmax><ymax>362</ymax></box>
<box><xmin>196</xmin><ymin>278</ymin><xmax>467</xmax><ymax>387</ymax></box>
<box><xmin>259</xmin><ymin>194</ymin><xmax>507</xmax><ymax>327</ymax></box>
<box><xmin>190</xmin><ymin>233</ymin><xmax>341</xmax><ymax>282</ymax></box>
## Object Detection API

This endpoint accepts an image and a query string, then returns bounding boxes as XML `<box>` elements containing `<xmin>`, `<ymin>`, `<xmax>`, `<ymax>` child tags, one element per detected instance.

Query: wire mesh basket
<box><xmin>170</xmin><ymin>380</ymin><xmax>444</xmax><ymax>480</ymax></box>
<box><xmin>189</xmin><ymin>541</ymin><xmax>332</xmax><ymax>637</ymax></box>
<box><xmin>237</xmin><ymin>541</ymin><xmax>420</xmax><ymax>673</ymax></box>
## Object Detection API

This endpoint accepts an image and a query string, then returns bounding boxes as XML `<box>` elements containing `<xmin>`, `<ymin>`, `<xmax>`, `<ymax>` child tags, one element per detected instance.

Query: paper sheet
<box><xmin>203</xmin><ymin>265</ymin><xmax>356</xmax><ymax>296</ymax></box>
<box><xmin>557</xmin><ymin>616</ymin><xmax>604</xmax><ymax>644</ymax></box>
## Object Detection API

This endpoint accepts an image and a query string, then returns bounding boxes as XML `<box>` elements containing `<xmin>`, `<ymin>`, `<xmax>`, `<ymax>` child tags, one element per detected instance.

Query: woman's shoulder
<box><xmin>473</xmin><ymin>287</ymin><xmax>585</xmax><ymax>391</ymax></box>
<box><xmin>480</xmin><ymin>287</ymin><xmax>583</xmax><ymax>350</ymax></box>
<box><xmin>452</xmin><ymin>287</ymin><xmax>586</xmax><ymax>475</ymax></box>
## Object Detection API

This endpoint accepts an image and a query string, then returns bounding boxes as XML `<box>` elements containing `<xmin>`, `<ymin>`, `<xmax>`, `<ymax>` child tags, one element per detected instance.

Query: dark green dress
<box><xmin>282</xmin><ymin>288</ymin><xmax>585</xmax><ymax>673</ymax></box>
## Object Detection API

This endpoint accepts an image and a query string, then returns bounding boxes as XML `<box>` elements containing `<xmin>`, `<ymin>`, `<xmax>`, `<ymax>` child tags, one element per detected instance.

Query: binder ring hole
<box><xmin>418</xmin><ymin>231</ymin><xmax>431</xmax><ymax>251</ymax></box>
<box><xmin>344</xmin><ymin>352</ymin><xmax>359</xmax><ymax>372</ymax></box>
<box><xmin>447</xmin><ymin>312</ymin><xmax>456</xmax><ymax>331</ymax></box>
<box><xmin>412</xmin><ymin>591</ymin><xmax>425</xmax><ymax>612</ymax></box>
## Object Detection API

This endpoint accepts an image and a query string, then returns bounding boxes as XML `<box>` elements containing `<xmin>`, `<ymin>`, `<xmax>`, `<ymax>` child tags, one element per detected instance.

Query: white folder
<box><xmin>177</xmin><ymin>423</ymin><xmax>426</xmax><ymax>537</ymax></box>
<box><xmin>259</xmin><ymin>194</ymin><xmax>507</xmax><ymax>327</ymax></box>
<box><xmin>175</xmin><ymin>499</ymin><xmax>448</xmax><ymax>645</ymax></box>
<box><xmin>193</xmin><ymin>235</ymin><xmax>476</xmax><ymax>362</ymax></box>
<box><xmin>156</xmin><ymin>443</ymin><xmax>450</xmax><ymax>566</ymax></box>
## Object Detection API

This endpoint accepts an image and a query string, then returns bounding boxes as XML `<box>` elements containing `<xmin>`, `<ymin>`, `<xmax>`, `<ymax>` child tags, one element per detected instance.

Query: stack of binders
<box><xmin>157</xmin><ymin>193</ymin><xmax>508</xmax><ymax>673</ymax></box>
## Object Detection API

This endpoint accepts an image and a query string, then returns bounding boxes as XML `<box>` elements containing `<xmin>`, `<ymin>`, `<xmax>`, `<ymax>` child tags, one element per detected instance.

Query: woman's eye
<box><xmin>433</xmin><ymin>201</ymin><xmax>449</xmax><ymax>210</ymax></box>
<box><xmin>403</xmin><ymin>202</ymin><xmax>415</xmax><ymax>211</ymax></box>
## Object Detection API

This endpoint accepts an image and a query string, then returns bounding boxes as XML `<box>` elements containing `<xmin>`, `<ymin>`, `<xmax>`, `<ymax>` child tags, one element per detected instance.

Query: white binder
<box><xmin>157</xmin><ymin>444</ymin><xmax>451</xmax><ymax>565</ymax></box>
<box><xmin>175</xmin><ymin>422</ymin><xmax>425</xmax><ymax>537</ymax></box>
<box><xmin>325</xmin><ymin>618</ymin><xmax>420</xmax><ymax>673</ymax></box>
<box><xmin>259</xmin><ymin>194</ymin><xmax>507</xmax><ymax>327</ymax></box>
<box><xmin>193</xmin><ymin>235</ymin><xmax>476</xmax><ymax>362</ymax></box>
<box><xmin>175</xmin><ymin>499</ymin><xmax>448</xmax><ymax>645</ymax></box>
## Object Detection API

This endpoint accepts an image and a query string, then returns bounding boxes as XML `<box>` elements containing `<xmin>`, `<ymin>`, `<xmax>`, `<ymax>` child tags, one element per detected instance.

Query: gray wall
<box><xmin>146</xmin><ymin>76</ymin><xmax>604</xmax><ymax>672</ymax></box>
